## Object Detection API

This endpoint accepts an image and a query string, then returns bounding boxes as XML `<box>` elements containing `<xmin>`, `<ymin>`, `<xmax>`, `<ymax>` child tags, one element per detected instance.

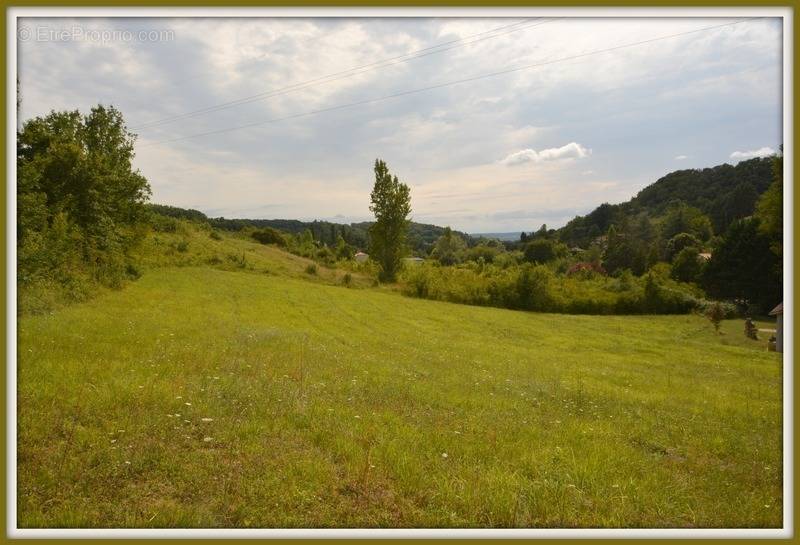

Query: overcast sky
<box><xmin>18</xmin><ymin>16</ymin><xmax>783</xmax><ymax>233</ymax></box>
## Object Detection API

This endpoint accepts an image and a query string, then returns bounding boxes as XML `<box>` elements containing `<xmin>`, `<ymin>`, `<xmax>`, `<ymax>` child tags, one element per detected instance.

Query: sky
<box><xmin>17</xmin><ymin>15</ymin><xmax>783</xmax><ymax>233</ymax></box>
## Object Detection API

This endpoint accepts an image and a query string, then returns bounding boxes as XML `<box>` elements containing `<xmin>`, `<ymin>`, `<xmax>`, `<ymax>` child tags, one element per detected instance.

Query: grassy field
<box><xmin>17</xmin><ymin>253</ymin><xmax>782</xmax><ymax>528</ymax></box>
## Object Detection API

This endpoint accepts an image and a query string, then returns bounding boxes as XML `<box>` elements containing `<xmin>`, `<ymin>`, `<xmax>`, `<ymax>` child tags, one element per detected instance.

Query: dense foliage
<box><xmin>558</xmin><ymin>157</ymin><xmax>774</xmax><ymax>248</ymax></box>
<box><xmin>18</xmin><ymin>105</ymin><xmax>151</xmax><ymax>308</ymax></box>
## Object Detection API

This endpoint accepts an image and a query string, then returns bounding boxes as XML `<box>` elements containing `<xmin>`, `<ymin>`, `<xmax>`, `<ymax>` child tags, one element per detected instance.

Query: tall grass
<box><xmin>17</xmin><ymin>267</ymin><xmax>781</xmax><ymax>528</ymax></box>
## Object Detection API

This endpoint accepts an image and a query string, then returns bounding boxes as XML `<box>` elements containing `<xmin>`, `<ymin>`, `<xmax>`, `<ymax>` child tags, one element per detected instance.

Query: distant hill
<box><xmin>557</xmin><ymin>156</ymin><xmax>775</xmax><ymax>248</ymax></box>
<box><xmin>470</xmin><ymin>232</ymin><xmax>522</xmax><ymax>242</ymax></box>
<box><xmin>146</xmin><ymin>204</ymin><xmax>469</xmax><ymax>255</ymax></box>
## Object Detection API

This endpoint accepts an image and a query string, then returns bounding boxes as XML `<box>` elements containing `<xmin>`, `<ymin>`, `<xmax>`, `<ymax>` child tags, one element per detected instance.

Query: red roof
<box><xmin>769</xmin><ymin>302</ymin><xmax>783</xmax><ymax>315</ymax></box>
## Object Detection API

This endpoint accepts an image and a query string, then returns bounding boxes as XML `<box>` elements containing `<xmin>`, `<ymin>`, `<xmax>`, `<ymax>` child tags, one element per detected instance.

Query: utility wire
<box><xmin>130</xmin><ymin>18</ymin><xmax>551</xmax><ymax>130</ymax></box>
<box><xmin>139</xmin><ymin>18</ymin><xmax>761</xmax><ymax>148</ymax></box>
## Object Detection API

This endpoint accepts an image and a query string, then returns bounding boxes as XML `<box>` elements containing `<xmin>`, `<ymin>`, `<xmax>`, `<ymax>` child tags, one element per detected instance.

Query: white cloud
<box><xmin>729</xmin><ymin>147</ymin><xmax>776</xmax><ymax>160</ymax></box>
<box><xmin>16</xmin><ymin>17</ymin><xmax>783</xmax><ymax>232</ymax></box>
<box><xmin>500</xmin><ymin>142</ymin><xmax>591</xmax><ymax>166</ymax></box>
<box><xmin>675</xmin><ymin>155</ymin><xmax>688</xmax><ymax>160</ymax></box>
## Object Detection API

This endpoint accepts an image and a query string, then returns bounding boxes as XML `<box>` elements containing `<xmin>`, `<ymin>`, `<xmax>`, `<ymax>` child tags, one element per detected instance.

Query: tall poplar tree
<box><xmin>368</xmin><ymin>159</ymin><xmax>411</xmax><ymax>282</ymax></box>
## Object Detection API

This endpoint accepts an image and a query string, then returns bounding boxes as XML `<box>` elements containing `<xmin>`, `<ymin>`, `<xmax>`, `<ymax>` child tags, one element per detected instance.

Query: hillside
<box><xmin>148</xmin><ymin>204</ymin><xmax>470</xmax><ymax>256</ymax></box>
<box><xmin>17</xmin><ymin>232</ymin><xmax>781</xmax><ymax>528</ymax></box>
<box><xmin>557</xmin><ymin>157</ymin><xmax>775</xmax><ymax>248</ymax></box>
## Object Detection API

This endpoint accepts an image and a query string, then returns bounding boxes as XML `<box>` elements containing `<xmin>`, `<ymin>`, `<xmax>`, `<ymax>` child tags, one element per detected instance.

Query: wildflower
<box><xmin>124</xmin><ymin>461</ymin><xmax>131</xmax><ymax>465</ymax></box>
<box><xmin>184</xmin><ymin>402</ymin><xmax>192</xmax><ymax>406</ymax></box>
<box><xmin>201</xmin><ymin>418</ymin><xmax>213</xmax><ymax>422</ymax></box>
<box><xmin>441</xmin><ymin>453</ymin><xmax>448</xmax><ymax>459</ymax></box>
<box><xmin>203</xmin><ymin>437</ymin><xmax>213</xmax><ymax>442</ymax></box>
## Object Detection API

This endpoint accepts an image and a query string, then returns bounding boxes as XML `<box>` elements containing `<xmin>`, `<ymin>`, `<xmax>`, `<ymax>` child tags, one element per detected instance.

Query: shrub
<box><xmin>124</xmin><ymin>263</ymin><xmax>142</xmax><ymax>280</ymax></box>
<box><xmin>151</xmin><ymin>214</ymin><xmax>178</xmax><ymax>233</ymax></box>
<box><xmin>176</xmin><ymin>240</ymin><xmax>189</xmax><ymax>253</ymax></box>
<box><xmin>513</xmin><ymin>264</ymin><xmax>555</xmax><ymax>311</ymax></box>
<box><xmin>305</xmin><ymin>263</ymin><xmax>318</xmax><ymax>275</ymax></box>
<box><xmin>670</xmin><ymin>246</ymin><xmax>704</xmax><ymax>283</ymax></box>
<box><xmin>342</xmin><ymin>273</ymin><xmax>352</xmax><ymax>286</ymax></box>
<box><xmin>209</xmin><ymin>230</ymin><xmax>223</xmax><ymax>240</ymax></box>
<box><xmin>566</xmin><ymin>261</ymin><xmax>606</xmax><ymax>278</ymax></box>
<box><xmin>227</xmin><ymin>252</ymin><xmax>247</xmax><ymax>268</ymax></box>
<box><xmin>705</xmin><ymin>302</ymin><xmax>726</xmax><ymax>332</ymax></box>
<box><xmin>251</xmin><ymin>227</ymin><xmax>288</xmax><ymax>247</ymax></box>
<box><xmin>523</xmin><ymin>239</ymin><xmax>561</xmax><ymax>264</ymax></box>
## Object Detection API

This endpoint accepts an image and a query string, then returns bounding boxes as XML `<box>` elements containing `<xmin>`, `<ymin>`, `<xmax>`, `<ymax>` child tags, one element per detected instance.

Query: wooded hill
<box><xmin>557</xmin><ymin>157</ymin><xmax>774</xmax><ymax>248</ymax></box>
<box><xmin>147</xmin><ymin>204</ymin><xmax>469</xmax><ymax>256</ymax></box>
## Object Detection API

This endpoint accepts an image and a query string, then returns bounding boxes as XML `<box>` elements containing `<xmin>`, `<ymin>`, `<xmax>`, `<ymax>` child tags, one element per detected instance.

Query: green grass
<box><xmin>18</xmin><ymin>260</ymin><xmax>782</xmax><ymax>528</ymax></box>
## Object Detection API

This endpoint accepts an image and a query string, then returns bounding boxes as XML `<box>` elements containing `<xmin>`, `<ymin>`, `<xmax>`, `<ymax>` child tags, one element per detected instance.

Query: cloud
<box><xmin>729</xmin><ymin>147</ymin><xmax>776</xmax><ymax>160</ymax></box>
<box><xmin>500</xmin><ymin>142</ymin><xmax>591</xmax><ymax>166</ymax></box>
<box><xmin>16</xmin><ymin>17</ymin><xmax>782</xmax><ymax>232</ymax></box>
<box><xmin>675</xmin><ymin>155</ymin><xmax>688</xmax><ymax>160</ymax></box>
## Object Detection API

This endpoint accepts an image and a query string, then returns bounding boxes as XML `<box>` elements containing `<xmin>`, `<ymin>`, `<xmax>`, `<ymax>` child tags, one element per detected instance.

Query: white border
<box><xmin>7</xmin><ymin>6</ymin><xmax>794</xmax><ymax>540</ymax></box>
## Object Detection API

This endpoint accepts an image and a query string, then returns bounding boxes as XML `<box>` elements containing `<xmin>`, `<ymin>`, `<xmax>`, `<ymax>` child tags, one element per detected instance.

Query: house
<box><xmin>354</xmin><ymin>251</ymin><xmax>369</xmax><ymax>263</ymax></box>
<box><xmin>769</xmin><ymin>302</ymin><xmax>783</xmax><ymax>353</ymax></box>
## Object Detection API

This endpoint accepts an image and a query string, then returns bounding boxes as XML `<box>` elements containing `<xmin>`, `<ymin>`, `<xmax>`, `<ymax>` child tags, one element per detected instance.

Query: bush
<box><xmin>513</xmin><ymin>264</ymin><xmax>555</xmax><ymax>311</ymax></box>
<box><xmin>342</xmin><ymin>273</ymin><xmax>352</xmax><ymax>286</ymax></box>
<box><xmin>399</xmin><ymin>260</ymin><xmax>718</xmax><ymax>316</ymax></box>
<box><xmin>151</xmin><ymin>214</ymin><xmax>178</xmax><ymax>233</ymax></box>
<box><xmin>251</xmin><ymin>227</ymin><xmax>288</xmax><ymax>247</ymax></box>
<box><xmin>705</xmin><ymin>302</ymin><xmax>726</xmax><ymax>332</ymax></box>
<box><xmin>305</xmin><ymin>263</ymin><xmax>318</xmax><ymax>275</ymax></box>
<box><xmin>176</xmin><ymin>240</ymin><xmax>189</xmax><ymax>253</ymax></box>
<box><xmin>209</xmin><ymin>230</ymin><xmax>223</xmax><ymax>240</ymax></box>
<box><xmin>670</xmin><ymin>246</ymin><xmax>704</xmax><ymax>283</ymax></box>
<box><xmin>523</xmin><ymin>239</ymin><xmax>563</xmax><ymax>264</ymax></box>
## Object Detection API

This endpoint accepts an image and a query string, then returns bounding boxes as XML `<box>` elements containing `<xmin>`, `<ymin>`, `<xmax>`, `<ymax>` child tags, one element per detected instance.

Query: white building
<box><xmin>354</xmin><ymin>252</ymin><xmax>369</xmax><ymax>263</ymax></box>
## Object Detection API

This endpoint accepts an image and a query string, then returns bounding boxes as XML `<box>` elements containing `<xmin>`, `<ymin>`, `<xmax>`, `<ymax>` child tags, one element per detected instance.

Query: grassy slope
<box><xmin>17</xmin><ymin>229</ymin><xmax>782</xmax><ymax>528</ymax></box>
<box><xmin>134</xmin><ymin>221</ymin><xmax>376</xmax><ymax>289</ymax></box>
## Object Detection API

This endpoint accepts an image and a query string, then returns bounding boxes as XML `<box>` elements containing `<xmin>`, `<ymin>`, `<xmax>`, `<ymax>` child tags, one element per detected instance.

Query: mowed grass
<box><xmin>18</xmin><ymin>266</ymin><xmax>782</xmax><ymax>528</ymax></box>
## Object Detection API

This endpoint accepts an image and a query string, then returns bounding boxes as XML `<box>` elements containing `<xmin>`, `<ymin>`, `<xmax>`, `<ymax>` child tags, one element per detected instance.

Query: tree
<box><xmin>368</xmin><ymin>159</ymin><xmax>411</xmax><ymax>282</ymax></box>
<box><xmin>335</xmin><ymin>233</ymin><xmax>354</xmax><ymax>260</ymax></box>
<box><xmin>603</xmin><ymin>225</ymin><xmax>647</xmax><ymax>276</ymax></box>
<box><xmin>432</xmin><ymin>227</ymin><xmax>466</xmax><ymax>265</ymax></box>
<box><xmin>670</xmin><ymin>246</ymin><xmax>703</xmax><ymax>283</ymax></box>
<box><xmin>701</xmin><ymin>217</ymin><xmax>780</xmax><ymax>313</ymax></box>
<box><xmin>666</xmin><ymin>232</ymin><xmax>702</xmax><ymax>260</ymax></box>
<box><xmin>523</xmin><ymin>238</ymin><xmax>559</xmax><ymax>264</ymax></box>
<box><xmin>17</xmin><ymin>105</ymin><xmax>151</xmax><ymax>285</ymax></box>
<box><xmin>755</xmin><ymin>150</ymin><xmax>783</xmax><ymax>260</ymax></box>
<box><xmin>661</xmin><ymin>201</ymin><xmax>713</xmax><ymax>241</ymax></box>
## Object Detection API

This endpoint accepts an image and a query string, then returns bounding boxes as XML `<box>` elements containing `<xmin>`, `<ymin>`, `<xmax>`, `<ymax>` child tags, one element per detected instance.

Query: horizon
<box><xmin>18</xmin><ymin>16</ymin><xmax>782</xmax><ymax>232</ymax></box>
<box><xmin>150</xmin><ymin>153</ymin><xmax>777</xmax><ymax>235</ymax></box>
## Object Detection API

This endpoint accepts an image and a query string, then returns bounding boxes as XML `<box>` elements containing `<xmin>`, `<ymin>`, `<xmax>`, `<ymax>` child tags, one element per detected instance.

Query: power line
<box><xmin>130</xmin><ymin>18</ymin><xmax>553</xmax><ymax>130</ymax></box>
<box><xmin>139</xmin><ymin>18</ymin><xmax>761</xmax><ymax>148</ymax></box>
